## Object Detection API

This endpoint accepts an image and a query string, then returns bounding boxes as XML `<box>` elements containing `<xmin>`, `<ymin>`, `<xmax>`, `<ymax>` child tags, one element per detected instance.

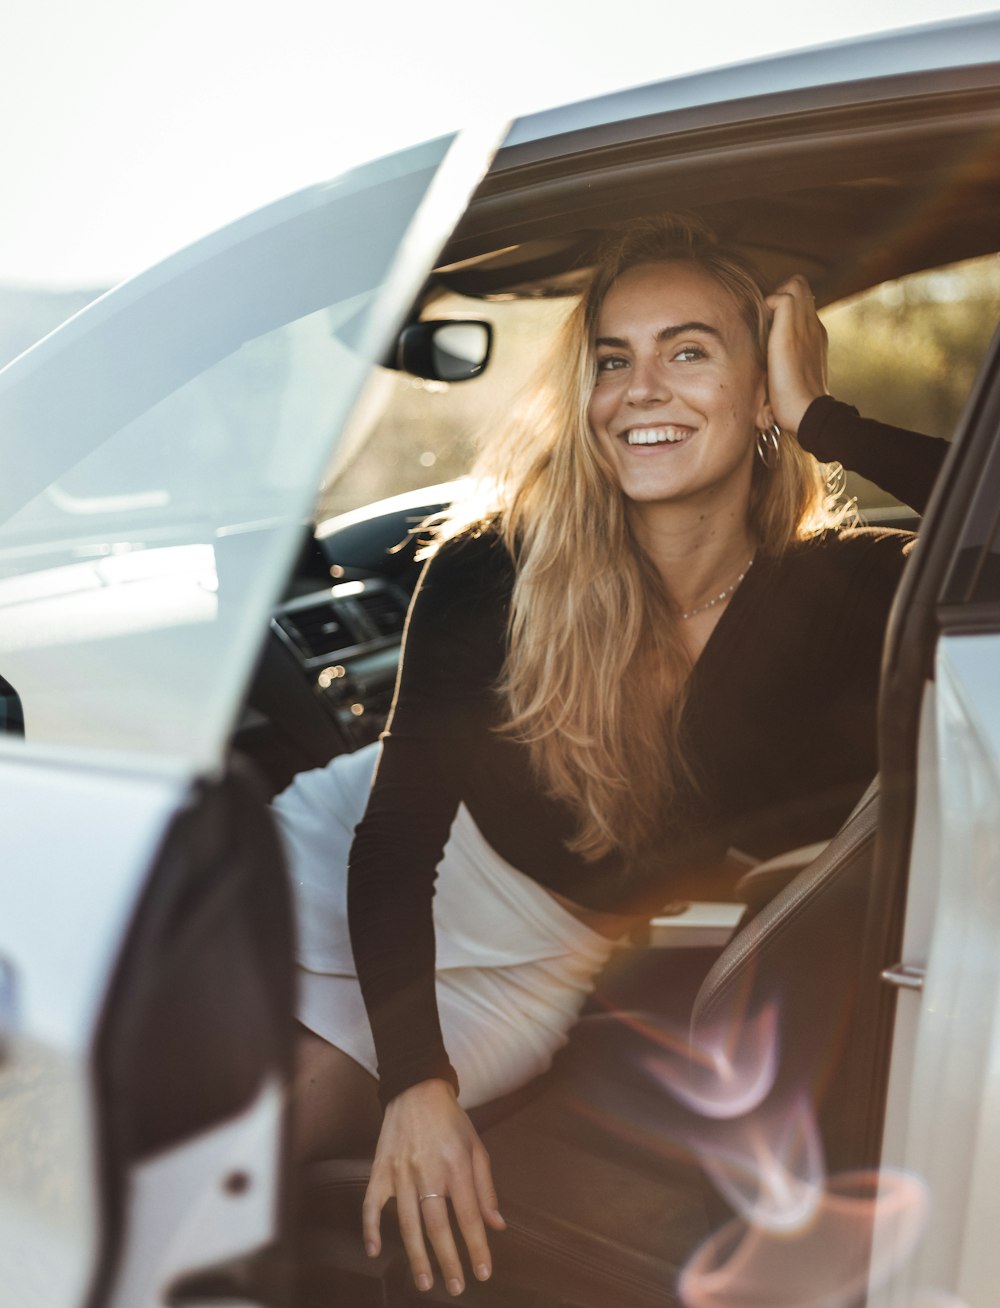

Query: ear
<box><xmin>754</xmin><ymin>394</ymin><xmax>774</xmax><ymax>433</ymax></box>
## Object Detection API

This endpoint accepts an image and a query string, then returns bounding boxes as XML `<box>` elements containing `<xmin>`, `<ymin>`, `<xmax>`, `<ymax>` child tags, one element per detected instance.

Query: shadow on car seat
<box><xmin>296</xmin><ymin>779</ymin><xmax>880</xmax><ymax>1308</ymax></box>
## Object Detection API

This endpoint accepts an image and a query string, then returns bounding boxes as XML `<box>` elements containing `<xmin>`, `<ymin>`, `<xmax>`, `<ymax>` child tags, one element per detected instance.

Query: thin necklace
<box><xmin>678</xmin><ymin>554</ymin><xmax>755</xmax><ymax>621</ymax></box>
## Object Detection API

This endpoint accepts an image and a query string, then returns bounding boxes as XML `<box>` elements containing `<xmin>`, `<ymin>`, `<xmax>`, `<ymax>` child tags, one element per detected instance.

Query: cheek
<box><xmin>588</xmin><ymin>385</ymin><xmax>613</xmax><ymax>433</ymax></box>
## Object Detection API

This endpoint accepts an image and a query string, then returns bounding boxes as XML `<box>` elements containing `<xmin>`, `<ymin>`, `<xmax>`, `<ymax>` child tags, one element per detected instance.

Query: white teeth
<box><xmin>625</xmin><ymin>427</ymin><xmax>689</xmax><ymax>446</ymax></box>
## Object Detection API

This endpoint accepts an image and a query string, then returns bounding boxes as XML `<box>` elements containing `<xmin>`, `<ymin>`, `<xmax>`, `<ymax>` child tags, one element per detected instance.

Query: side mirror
<box><xmin>396</xmin><ymin>319</ymin><xmax>492</xmax><ymax>382</ymax></box>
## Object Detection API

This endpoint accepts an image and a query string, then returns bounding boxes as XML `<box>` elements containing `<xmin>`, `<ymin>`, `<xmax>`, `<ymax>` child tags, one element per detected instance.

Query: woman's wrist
<box><xmin>378</xmin><ymin>1058</ymin><xmax>461</xmax><ymax>1110</ymax></box>
<box><xmin>387</xmin><ymin>1077</ymin><xmax>458</xmax><ymax>1106</ymax></box>
<box><xmin>780</xmin><ymin>390</ymin><xmax>828</xmax><ymax>438</ymax></box>
<box><xmin>795</xmin><ymin>395</ymin><xmax>859</xmax><ymax>461</ymax></box>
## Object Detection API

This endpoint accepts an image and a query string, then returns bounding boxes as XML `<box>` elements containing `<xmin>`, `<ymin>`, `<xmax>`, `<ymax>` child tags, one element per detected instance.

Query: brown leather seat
<box><xmin>297</xmin><ymin>780</ymin><xmax>880</xmax><ymax>1307</ymax></box>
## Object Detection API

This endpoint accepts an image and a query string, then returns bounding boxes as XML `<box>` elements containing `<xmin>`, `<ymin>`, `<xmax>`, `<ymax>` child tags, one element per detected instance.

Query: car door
<box><xmin>861</xmin><ymin>320</ymin><xmax>1000</xmax><ymax>1306</ymax></box>
<box><xmin>0</xmin><ymin>120</ymin><xmax>505</xmax><ymax>1308</ymax></box>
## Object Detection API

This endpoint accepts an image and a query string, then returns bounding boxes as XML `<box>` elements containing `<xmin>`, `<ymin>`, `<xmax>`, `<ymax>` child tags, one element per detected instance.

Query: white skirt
<box><xmin>271</xmin><ymin>742</ymin><xmax>617</xmax><ymax>1108</ymax></box>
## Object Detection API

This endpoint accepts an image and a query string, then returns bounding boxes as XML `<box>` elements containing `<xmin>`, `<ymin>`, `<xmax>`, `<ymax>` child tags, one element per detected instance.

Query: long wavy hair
<box><xmin>435</xmin><ymin>214</ymin><xmax>845</xmax><ymax>862</ymax></box>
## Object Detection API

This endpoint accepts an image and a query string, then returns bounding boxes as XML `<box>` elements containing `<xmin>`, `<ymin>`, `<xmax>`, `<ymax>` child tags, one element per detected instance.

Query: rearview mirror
<box><xmin>396</xmin><ymin>319</ymin><xmax>492</xmax><ymax>382</ymax></box>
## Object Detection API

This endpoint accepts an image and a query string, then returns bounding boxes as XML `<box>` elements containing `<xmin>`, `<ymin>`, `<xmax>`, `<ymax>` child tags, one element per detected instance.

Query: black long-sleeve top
<box><xmin>347</xmin><ymin>398</ymin><xmax>948</xmax><ymax>1105</ymax></box>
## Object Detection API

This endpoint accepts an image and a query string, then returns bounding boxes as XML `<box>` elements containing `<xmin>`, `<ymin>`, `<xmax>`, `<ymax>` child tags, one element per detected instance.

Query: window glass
<box><xmin>825</xmin><ymin>253</ymin><xmax>1000</xmax><ymax>514</ymax></box>
<box><xmin>0</xmin><ymin>135</ymin><xmax>459</xmax><ymax>764</ymax></box>
<box><xmin>319</xmin><ymin>293</ymin><xmax>573</xmax><ymax>519</ymax></box>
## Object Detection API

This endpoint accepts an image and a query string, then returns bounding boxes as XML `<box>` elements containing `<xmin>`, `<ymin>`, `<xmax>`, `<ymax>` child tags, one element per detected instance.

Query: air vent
<box><xmin>355</xmin><ymin>590</ymin><xmax>407</xmax><ymax>639</ymax></box>
<box><xmin>275</xmin><ymin>602</ymin><xmax>358</xmax><ymax>660</ymax></box>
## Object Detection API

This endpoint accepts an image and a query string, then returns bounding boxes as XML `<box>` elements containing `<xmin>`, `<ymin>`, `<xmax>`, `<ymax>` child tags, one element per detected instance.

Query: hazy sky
<box><xmin>3</xmin><ymin>0</ymin><xmax>999</xmax><ymax>289</ymax></box>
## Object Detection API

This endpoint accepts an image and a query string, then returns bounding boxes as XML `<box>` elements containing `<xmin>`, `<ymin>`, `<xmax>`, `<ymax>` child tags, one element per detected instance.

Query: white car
<box><xmin>2</xmin><ymin>12</ymin><xmax>1000</xmax><ymax>1307</ymax></box>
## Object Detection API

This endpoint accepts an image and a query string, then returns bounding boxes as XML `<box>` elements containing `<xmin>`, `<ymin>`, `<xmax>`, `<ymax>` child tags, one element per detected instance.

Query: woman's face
<box><xmin>588</xmin><ymin>260</ymin><xmax>769</xmax><ymax>515</ymax></box>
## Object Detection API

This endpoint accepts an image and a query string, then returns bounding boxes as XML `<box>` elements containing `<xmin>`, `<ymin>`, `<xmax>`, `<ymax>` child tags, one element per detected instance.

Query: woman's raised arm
<box><xmin>766</xmin><ymin>275</ymin><xmax>948</xmax><ymax>515</ymax></box>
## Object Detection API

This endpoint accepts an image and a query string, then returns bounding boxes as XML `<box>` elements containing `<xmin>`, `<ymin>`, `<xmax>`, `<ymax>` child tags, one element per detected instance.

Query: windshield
<box><xmin>0</xmin><ymin>133</ymin><xmax>478</xmax><ymax>766</ymax></box>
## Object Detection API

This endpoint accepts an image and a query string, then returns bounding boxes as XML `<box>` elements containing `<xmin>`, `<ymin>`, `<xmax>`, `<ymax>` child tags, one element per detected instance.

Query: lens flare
<box><xmin>691</xmin><ymin>1095</ymin><xmax>824</xmax><ymax>1233</ymax></box>
<box><xmin>678</xmin><ymin>1168</ymin><xmax>930</xmax><ymax>1308</ymax></box>
<box><xmin>643</xmin><ymin>1002</ymin><xmax>779</xmax><ymax>1120</ymax></box>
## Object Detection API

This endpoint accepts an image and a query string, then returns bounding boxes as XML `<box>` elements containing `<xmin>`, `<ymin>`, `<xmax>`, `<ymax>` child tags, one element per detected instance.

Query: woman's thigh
<box><xmin>292</xmin><ymin>1026</ymin><xmax>383</xmax><ymax>1162</ymax></box>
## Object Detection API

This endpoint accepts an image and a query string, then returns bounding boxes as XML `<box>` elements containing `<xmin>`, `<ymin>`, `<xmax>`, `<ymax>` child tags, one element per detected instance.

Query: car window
<box><xmin>825</xmin><ymin>252</ymin><xmax>1000</xmax><ymax>514</ymax></box>
<box><xmin>318</xmin><ymin>293</ymin><xmax>573</xmax><ymax>519</ymax></box>
<box><xmin>320</xmin><ymin>254</ymin><xmax>1000</xmax><ymax>522</ymax></box>
<box><xmin>0</xmin><ymin>133</ymin><xmax>474</xmax><ymax>766</ymax></box>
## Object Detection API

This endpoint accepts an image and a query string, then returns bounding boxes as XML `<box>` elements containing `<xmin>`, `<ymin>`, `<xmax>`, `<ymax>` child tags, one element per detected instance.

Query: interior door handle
<box><xmin>881</xmin><ymin>962</ymin><xmax>926</xmax><ymax>991</ymax></box>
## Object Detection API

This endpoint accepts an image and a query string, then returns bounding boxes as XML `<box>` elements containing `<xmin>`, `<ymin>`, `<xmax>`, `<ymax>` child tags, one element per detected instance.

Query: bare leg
<box><xmin>292</xmin><ymin>1026</ymin><xmax>383</xmax><ymax>1162</ymax></box>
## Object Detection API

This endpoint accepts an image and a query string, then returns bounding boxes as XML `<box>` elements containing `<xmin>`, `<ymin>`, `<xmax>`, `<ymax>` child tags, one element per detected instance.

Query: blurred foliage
<box><xmin>321</xmin><ymin>254</ymin><xmax>1000</xmax><ymax>521</ymax></box>
<box><xmin>825</xmin><ymin>256</ymin><xmax>1000</xmax><ymax>439</ymax></box>
<box><xmin>825</xmin><ymin>253</ymin><xmax>1000</xmax><ymax>506</ymax></box>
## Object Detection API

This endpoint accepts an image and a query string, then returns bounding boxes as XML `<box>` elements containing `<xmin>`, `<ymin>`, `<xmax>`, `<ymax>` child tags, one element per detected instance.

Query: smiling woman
<box><xmin>280</xmin><ymin>212</ymin><xmax>948</xmax><ymax>1297</ymax></box>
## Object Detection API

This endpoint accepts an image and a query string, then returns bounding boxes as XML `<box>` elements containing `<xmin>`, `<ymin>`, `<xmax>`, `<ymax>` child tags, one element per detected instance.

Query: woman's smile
<box><xmin>621</xmin><ymin>423</ymin><xmax>694</xmax><ymax>447</ymax></box>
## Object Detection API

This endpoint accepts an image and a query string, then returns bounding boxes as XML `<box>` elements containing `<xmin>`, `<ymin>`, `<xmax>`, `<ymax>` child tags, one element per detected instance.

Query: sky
<box><xmin>2</xmin><ymin>0</ymin><xmax>999</xmax><ymax>290</ymax></box>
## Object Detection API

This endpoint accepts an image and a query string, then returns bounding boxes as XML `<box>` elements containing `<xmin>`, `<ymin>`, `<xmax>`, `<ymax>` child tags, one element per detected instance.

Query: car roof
<box><xmin>430</xmin><ymin>12</ymin><xmax>1000</xmax><ymax>308</ymax></box>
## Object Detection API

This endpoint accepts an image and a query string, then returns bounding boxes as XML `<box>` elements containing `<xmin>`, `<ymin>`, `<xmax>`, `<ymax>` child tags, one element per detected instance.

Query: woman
<box><xmin>277</xmin><ymin>215</ymin><xmax>945</xmax><ymax>1297</ymax></box>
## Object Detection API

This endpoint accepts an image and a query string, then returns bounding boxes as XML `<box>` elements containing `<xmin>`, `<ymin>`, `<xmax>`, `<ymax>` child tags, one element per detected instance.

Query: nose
<box><xmin>626</xmin><ymin>353</ymin><xmax>670</xmax><ymax>405</ymax></box>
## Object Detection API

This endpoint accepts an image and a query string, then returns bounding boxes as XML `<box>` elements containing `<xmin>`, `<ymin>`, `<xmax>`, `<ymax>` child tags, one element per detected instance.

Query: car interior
<box><xmin>180</xmin><ymin>62</ymin><xmax>1000</xmax><ymax>1308</ymax></box>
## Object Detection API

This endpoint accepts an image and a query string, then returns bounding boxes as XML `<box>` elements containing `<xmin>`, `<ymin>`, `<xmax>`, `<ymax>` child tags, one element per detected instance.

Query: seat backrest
<box><xmin>691</xmin><ymin>777</ymin><xmax>880</xmax><ymax>1174</ymax></box>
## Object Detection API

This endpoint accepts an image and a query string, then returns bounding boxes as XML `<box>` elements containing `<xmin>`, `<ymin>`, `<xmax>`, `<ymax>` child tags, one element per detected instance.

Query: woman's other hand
<box><xmin>362</xmin><ymin>1077</ymin><xmax>506</xmax><ymax>1296</ymax></box>
<box><xmin>765</xmin><ymin>275</ymin><xmax>829</xmax><ymax>434</ymax></box>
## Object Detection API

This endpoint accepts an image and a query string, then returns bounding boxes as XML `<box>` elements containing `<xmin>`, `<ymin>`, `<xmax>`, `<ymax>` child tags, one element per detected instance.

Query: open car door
<box><xmin>0</xmin><ymin>121</ymin><xmax>505</xmax><ymax>1308</ymax></box>
<box><xmin>862</xmin><ymin>318</ymin><xmax>1000</xmax><ymax>1304</ymax></box>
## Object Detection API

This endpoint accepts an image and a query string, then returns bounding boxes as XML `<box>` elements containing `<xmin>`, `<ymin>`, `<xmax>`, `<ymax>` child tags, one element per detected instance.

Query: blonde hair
<box><xmin>436</xmin><ymin>214</ymin><xmax>845</xmax><ymax>862</ymax></box>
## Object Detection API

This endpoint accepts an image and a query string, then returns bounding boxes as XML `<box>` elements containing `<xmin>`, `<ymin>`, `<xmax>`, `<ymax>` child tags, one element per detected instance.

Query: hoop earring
<box><xmin>755</xmin><ymin>424</ymin><xmax>781</xmax><ymax>469</ymax></box>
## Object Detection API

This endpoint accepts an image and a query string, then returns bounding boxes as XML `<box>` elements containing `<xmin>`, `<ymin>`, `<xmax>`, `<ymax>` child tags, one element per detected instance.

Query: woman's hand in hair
<box><xmin>362</xmin><ymin>1077</ymin><xmax>506</xmax><ymax>1296</ymax></box>
<box><xmin>765</xmin><ymin>275</ymin><xmax>829</xmax><ymax>435</ymax></box>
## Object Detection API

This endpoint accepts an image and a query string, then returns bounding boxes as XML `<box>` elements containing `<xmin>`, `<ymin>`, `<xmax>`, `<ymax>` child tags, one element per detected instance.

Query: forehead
<box><xmin>596</xmin><ymin>260</ymin><xmax>749</xmax><ymax>340</ymax></box>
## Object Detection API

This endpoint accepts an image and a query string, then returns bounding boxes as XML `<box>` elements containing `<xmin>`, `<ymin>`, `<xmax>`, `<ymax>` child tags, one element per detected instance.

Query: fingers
<box><xmin>361</xmin><ymin>1176</ymin><xmax>387</xmax><ymax>1261</ymax></box>
<box><xmin>363</xmin><ymin>1156</ymin><xmax>502</xmax><ymax>1295</ymax></box>
<box><xmin>419</xmin><ymin>1190</ymin><xmax>472</xmax><ymax>1294</ymax></box>
<box><xmin>448</xmin><ymin>1166</ymin><xmax>495</xmax><ymax>1284</ymax></box>
<box><xmin>399</xmin><ymin>1190</ymin><xmax>446</xmax><ymax>1293</ymax></box>
<box><xmin>472</xmin><ymin>1140</ymin><xmax>507</xmax><ymax>1231</ymax></box>
<box><xmin>766</xmin><ymin>273</ymin><xmax>816</xmax><ymax>313</ymax></box>
<box><xmin>763</xmin><ymin>274</ymin><xmax>828</xmax><ymax>434</ymax></box>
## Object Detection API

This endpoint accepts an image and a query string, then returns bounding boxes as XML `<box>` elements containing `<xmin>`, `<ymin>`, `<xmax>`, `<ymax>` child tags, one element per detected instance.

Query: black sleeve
<box><xmin>347</xmin><ymin>531</ymin><xmax>509</xmax><ymax>1107</ymax></box>
<box><xmin>797</xmin><ymin>395</ymin><xmax>948</xmax><ymax>515</ymax></box>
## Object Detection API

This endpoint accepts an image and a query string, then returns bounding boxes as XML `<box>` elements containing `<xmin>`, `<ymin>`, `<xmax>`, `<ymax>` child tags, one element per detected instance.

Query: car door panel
<box><xmin>0</xmin><ymin>754</ymin><xmax>189</xmax><ymax>1308</ymax></box>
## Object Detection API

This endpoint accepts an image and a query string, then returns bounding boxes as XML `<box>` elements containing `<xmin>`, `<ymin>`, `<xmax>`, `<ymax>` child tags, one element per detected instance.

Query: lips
<box><xmin>621</xmin><ymin>425</ymin><xmax>693</xmax><ymax>446</ymax></box>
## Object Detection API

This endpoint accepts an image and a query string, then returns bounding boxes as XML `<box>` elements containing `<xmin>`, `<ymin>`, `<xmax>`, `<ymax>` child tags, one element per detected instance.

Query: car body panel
<box><xmin>503</xmin><ymin>12</ymin><xmax>1000</xmax><ymax>158</ymax></box>
<box><xmin>876</xmin><ymin>635</ymin><xmax>1000</xmax><ymax>1303</ymax></box>
<box><xmin>0</xmin><ymin>756</ymin><xmax>188</xmax><ymax>1308</ymax></box>
<box><xmin>103</xmin><ymin>1078</ymin><xmax>283</xmax><ymax>1308</ymax></box>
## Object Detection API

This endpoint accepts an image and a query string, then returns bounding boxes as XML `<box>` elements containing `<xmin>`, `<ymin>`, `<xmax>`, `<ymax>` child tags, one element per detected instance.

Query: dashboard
<box><xmin>237</xmin><ymin>484</ymin><xmax>457</xmax><ymax>797</ymax></box>
<box><xmin>271</xmin><ymin>575</ymin><xmax>407</xmax><ymax>751</ymax></box>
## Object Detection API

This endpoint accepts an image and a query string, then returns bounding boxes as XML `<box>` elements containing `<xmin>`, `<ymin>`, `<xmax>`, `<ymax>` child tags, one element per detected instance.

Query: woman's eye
<box><xmin>596</xmin><ymin>355</ymin><xmax>628</xmax><ymax>373</ymax></box>
<box><xmin>674</xmin><ymin>345</ymin><xmax>706</xmax><ymax>362</ymax></box>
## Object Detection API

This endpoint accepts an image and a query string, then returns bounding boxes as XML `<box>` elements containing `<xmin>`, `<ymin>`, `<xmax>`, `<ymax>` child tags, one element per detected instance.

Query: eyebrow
<box><xmin>595</xmin><ymin>321</ymin><xmax>722</xmax><ymax>348</ymax></box>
